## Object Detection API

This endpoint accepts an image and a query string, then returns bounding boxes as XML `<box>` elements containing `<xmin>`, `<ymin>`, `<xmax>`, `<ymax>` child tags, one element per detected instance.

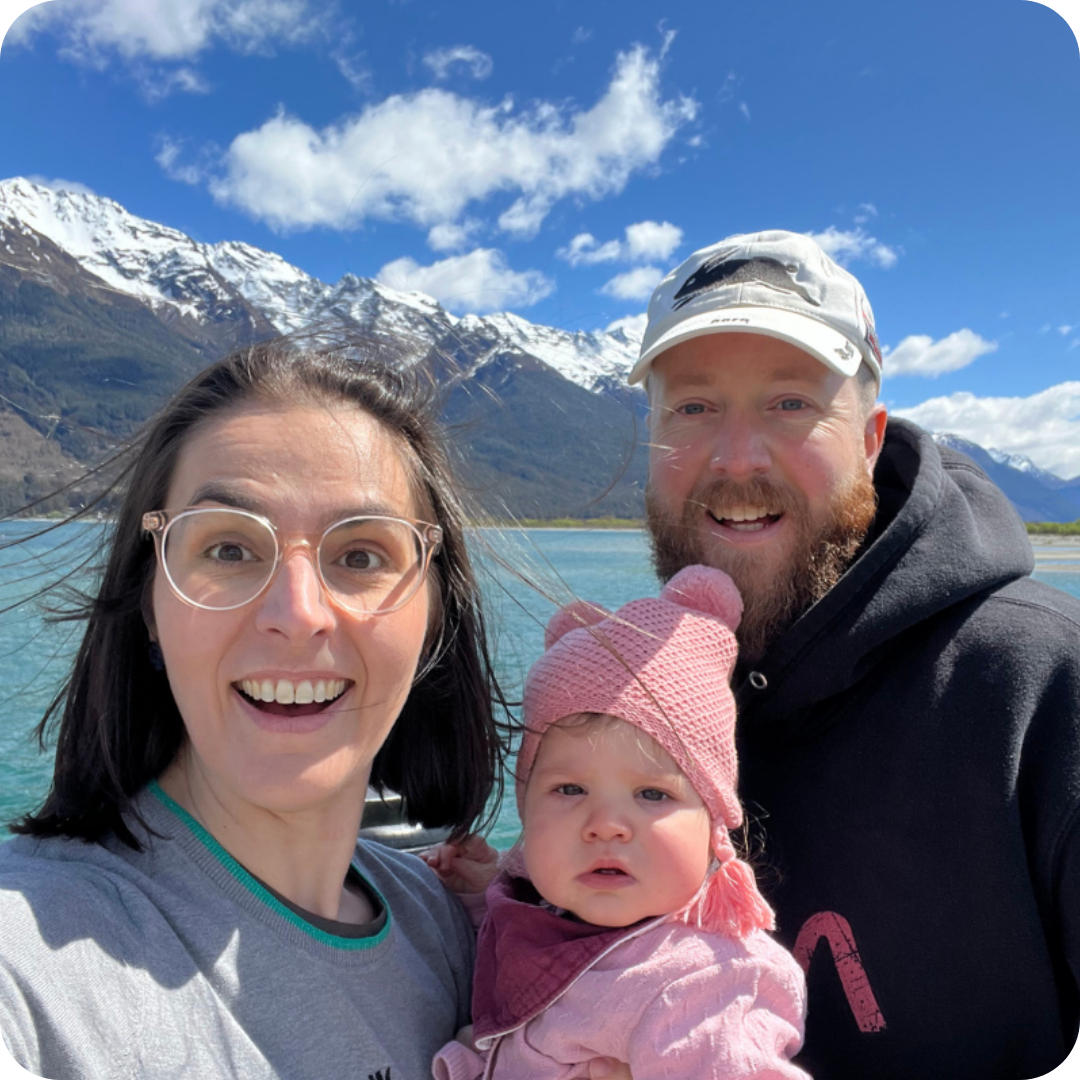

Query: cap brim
<box><xmin>628</xmin><ymin>305</ymin><xmax>869</xmax><ymax>385</ymax></box>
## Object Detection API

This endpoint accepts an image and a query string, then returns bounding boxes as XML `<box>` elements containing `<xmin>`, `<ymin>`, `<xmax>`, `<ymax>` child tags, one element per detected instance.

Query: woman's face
<box><xmin>151</xmin><ymin>399</ymin><xmax>433</xmax><ymax>817</ymax></box>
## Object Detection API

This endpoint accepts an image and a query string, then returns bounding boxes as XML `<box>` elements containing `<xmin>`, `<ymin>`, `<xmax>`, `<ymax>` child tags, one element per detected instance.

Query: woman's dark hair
<box><xmin>11</xmin><ymin>337</ymin><xmax>511</xmax><ymax>849</ymax></box>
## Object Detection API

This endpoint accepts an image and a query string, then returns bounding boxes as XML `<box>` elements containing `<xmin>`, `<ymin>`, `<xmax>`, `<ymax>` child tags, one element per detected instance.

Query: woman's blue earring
<box><xmin>148</xmin><ymin>642</ymin><xmax>165</xmax><ymax>672</ymax></box>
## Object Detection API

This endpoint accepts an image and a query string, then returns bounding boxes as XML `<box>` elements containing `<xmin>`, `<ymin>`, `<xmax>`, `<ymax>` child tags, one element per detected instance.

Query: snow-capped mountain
<box><xmin>931</xmin><ymin>433</ymin><xmax>1080</xmax><ymax>521</ymax></box>
<box><xmin>6</xmin><ymin>177</ymin><xmax>1077</xmax><ymax>522</ymax></box>
<box><xmin>0</xmin><ymin>178</ymin><xmax>640</xmax><ymax>393</ymax></box>
<box><xmin>985</xmin><ymin>447</ymin><xmax>1064</xmax><ymax>487</ymax></box>
<box><xmin>456</xmin><ymin>311</ymin><xmax>643</xmax><ymax>390</ymax></box>
<box><xmin>933</xmin><ymin>434</ymin><xmax>1062</xmax><ymax>485</ymax></box>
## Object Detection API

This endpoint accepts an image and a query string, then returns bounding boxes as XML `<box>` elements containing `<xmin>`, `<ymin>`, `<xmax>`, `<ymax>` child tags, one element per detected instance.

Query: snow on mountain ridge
<box><xmin>0</xmin><ymin>176</ymin><xmax>639</xmax><ymax>392</ymax></box>
<box><xmin>0</xmin><ymin>177</ymin><xmax>208</xmax><ymax>315</ymax></box>
<box><xmin>205</xmin><ymin>240</ymin><xmax>324</xmax><ymax>332</ymax></box>
<box><xmin>459</xmin><ymin>311</ymin><xmax>638</xmax><ymax>390</ymax></box>
<box><xmin>986</xmin><ymin>447</ymin><xmax>1060</xmax><ymax>482</ymax></box>
<box><xmin>0</xmin><ymin>178</ymin><xmax>447</xmax><ymax>334</ymax></box>
<box><xmin>932</xmin><ymin>432</ymin><xmax>1067</xmax><ymax>481</ymax></box>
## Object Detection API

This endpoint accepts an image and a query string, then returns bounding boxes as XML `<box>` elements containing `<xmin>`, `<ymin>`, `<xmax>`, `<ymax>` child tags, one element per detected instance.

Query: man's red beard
<box><xmin>645</xmin><ymin>470</ymin><xmax>878</xmax><ymax>664</ymax></box>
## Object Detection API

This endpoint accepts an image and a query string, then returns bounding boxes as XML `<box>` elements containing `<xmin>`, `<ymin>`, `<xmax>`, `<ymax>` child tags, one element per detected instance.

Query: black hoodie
<box><xmin>734</xmin><ymin>419</ymin><xmax>1080</xmax><ymax>1079</ymax></box>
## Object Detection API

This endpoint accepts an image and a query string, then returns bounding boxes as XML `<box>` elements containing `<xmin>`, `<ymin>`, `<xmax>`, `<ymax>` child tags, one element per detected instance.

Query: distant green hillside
<box><xmin>0</xmin><ymin>260</ymin><xmax>649</xmax><ymax>520</ymax></box>
<box><xmin>0</xmin><ymin>268</ymin><xmax>210</xmax><ymax>461</ymax></box>
<box><xmin>442</xmin><ymin>352</ymin><xmax>647</xmax><ymax>520</ymax></box>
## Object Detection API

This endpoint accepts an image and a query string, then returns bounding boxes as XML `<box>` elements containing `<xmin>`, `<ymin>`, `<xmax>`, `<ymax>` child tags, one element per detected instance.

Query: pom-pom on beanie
<box><xmin>518</xmin><ymin>564</ymin><xmax>775</xmax><ymax>938</ymax></box>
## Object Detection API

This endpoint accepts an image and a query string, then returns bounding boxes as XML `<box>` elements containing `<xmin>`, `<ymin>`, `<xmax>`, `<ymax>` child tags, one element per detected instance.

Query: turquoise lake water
<box><xmin>0</xmin><ymin>522</ymin><xmax>658</xmax><ymax>847</ymax></box>
<box><xmin>3</xmin><ymin>521</ymin><xmax>1079</xmax><ymax>849</ymax></box>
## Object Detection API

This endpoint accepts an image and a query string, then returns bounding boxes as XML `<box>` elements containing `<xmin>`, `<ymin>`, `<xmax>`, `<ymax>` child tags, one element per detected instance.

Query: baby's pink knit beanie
<box><xmin>517</xmin><ymin>564</ymin><xmax>775</xmax><ymax>938</ymax></box>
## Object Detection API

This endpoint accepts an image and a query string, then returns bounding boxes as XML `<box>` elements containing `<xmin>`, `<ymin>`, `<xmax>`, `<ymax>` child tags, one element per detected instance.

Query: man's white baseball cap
<box><xmin>628</xmin><ymin>229</ymin><xmax>883</xmax><ymax>385</ymax></box>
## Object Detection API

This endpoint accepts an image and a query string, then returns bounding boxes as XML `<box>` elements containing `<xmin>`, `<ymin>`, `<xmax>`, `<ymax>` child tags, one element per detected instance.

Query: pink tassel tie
<box><xmin>678</xmin><ymin>829</ymin><xmax>775</xmax><ymax>939</ymax></box>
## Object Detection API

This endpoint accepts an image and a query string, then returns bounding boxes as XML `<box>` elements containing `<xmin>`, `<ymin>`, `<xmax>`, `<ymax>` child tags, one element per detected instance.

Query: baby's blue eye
<box><xmin>778</xmin><ymin>399</ymin><xmax>805</xmax><ymax>411</ymax></box>
<box><xmin>555</xmin><ymin>783</ymin><xmax>585</xmax><ymax>797</ymax></box>
<box><xmin>639</xmin><ymin>788</ymin><xmax>669</xmax><ymax>802</ymax></box>
<box><xmin>679</xmin><ymin>403</ymin><xmax>706</xmax><ymax>415</ymax></box>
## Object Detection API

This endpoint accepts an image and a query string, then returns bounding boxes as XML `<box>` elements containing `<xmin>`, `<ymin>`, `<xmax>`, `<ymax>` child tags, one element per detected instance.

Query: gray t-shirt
<box><xmin>0</xmin><ymin>785</ymin><xmax>474</xmax><ymax>1080</ymax></box>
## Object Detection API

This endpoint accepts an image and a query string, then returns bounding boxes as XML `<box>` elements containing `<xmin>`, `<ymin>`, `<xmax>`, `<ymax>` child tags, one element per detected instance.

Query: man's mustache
<box><xmin>681</xmin><ymin>477</ymin><xmax>806</xmax><ymax>520</ymax></box>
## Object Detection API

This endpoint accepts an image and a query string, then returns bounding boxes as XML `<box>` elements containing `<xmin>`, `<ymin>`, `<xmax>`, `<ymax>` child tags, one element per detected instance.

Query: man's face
<box><xmin>645</xmin><ymin>333</ymin><xmax>888</xmax><ymax>662</ymax></box>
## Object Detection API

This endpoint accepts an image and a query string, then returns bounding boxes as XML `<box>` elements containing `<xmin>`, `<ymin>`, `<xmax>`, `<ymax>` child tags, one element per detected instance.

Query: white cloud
<box><xmin>604</xmin><ymin>312</ymin><xmax>647</xmax><ymax>343</ymax></box>
<box><xmin>11</xmin><ymin>0</ymin><xmax>330</xmax><ymax>100</ymax></box>
<box><xmin>559</xmin><ymin>233</ymin><xmax>623</xmax><ymax>266</ymax></box>
<box><xmin>25</xmin><ymin>175</ymin><xmax>97</xmax><ymax>196</ymax></box>
<box><xmin>624</xmin><ymin>220</ymin><xmax>681</xmax><ymax>261</ymax></box>
<box><xmin>658</xmin><ymin>25</ymin><xmax>676</xmax><ymax>59</ymax></box>
<box><xmin>854</xmin><ymin>202</ymin><xmax>878</xmax><ymax>224</ymax></box>
<box><xmin>559</xmin><ymin>220</ymin><xmax>682</xmax><ymax>267</ymax></box>
<box><xmin>138</xmin><ymin>64</ymin><xmax>210</xmax><ymax>101</ymax></box>
<box><xmin>14</xmin><ymin>0</ymin><xmax>326</xmax><ymax>62</ymax></box>
<box><xmin>426</xmin><ymin>219</ymin><xmax>482</xmax><ymax>252</ymax></box>
<box><xmin>718</xmin><ymin>72</ymin><xmax>739</xmax><ymax>104</ymax></box>
<box><xmin>331</xmin><ymin>36</ymin><xmax>371</xmax><ymax>91</ymax></box>
<box><xmin>893</xmin><ymin>382</ymin><xmax>1080</xmax><ymax>478</ymax></box>
<box><xmin>882</xmin><ymin>329</ymin><xmax>997</xmax><ymax>378</ymax></box>
<box><xmin>807</xmin><ymin>225</ymin><xmax>898</xmax><ymax>269</ymax></box>
<box><xmin>204</xmin><ymin>45</ymin><xmax>697</xmax><ymax>237</ymax></box>
<box><xmin>496</xmin><ymin>196</ymin><xmax>550</xmax><ymax>239</ymax></box>
<box><xmin>375</xmin><ymin>248</ymin><xmax>553</xmax><ymax>313</ymax></box>
<box><xmin>600</xmin><ymin>266</ymin><xmax>664</xmax><ymax>301</ymax></box>
<box><xmin>422</xmin><ymin>45</ymin><xmax>493</xmax><ymax>81</ymax></box>
<box><xmin>3</xmin><ymin>1</ymin><xmax>92</xmax><ymax>53</ymax></box>
<box><xmin>572</xmin><ymin>27</ymin><xmax>592</xmax><ymax>45</ymax></box>
<box><xmin>155</xmin><ymin>136</ymin><xmax>205</xmax><ymax>185</ymax></box>
<box><xmin>739</xmin><ymin>101</ymin><xmax>750</xmax><ymax>122</ymax></box>
<box><xmin>1058</xmin><ymin>325</ymin><xmax>1074</xmax><ymax>336</ymax></box>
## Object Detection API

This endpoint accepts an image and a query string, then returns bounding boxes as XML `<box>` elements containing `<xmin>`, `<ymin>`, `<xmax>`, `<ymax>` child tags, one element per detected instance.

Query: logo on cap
<box><xmin>672</xmin><ymin>252</ymin><xmax>821</xmax><ymax>311</ymax></box>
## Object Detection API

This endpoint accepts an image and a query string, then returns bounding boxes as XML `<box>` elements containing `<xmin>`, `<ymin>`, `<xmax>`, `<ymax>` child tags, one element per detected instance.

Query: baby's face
<box><xmin>521</xmin><ymin>715</ymin><xmax>712</xmax><ymax>927</ymax></box>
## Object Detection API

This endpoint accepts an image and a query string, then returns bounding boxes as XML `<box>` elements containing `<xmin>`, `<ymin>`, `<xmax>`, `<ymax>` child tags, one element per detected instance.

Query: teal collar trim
<box><xmin>148</xmin><ymin>780</ymin><xmax>392</xmax><ymax>951</ymax></box>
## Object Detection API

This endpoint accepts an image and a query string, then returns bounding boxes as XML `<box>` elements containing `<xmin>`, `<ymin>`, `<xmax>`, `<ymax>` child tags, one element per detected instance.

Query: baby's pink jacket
<box><xmin>432</xmin><ymin>873</ymin><xmax>809</xmax><ymax>1080</ymax></box>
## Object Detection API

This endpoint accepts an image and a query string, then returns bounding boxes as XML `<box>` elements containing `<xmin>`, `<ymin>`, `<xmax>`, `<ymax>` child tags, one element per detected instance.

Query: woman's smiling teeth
<box><xmin>709</xmin><ymin>504</ymin><xmax>782</xmax><ymax>531</ymax></box>
<box><xmin>238</xmin><ymin>678</ymin><xmax>348</xmax><ymax>705</ymax></box>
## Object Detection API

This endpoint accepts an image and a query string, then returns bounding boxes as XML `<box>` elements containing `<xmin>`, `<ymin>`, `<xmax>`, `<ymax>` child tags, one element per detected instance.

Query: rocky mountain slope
<box><xmin>931</xmin><ymin>434</ymin><xmax>1080</xmax><ymax>523</ymax></box>
<box><xmin>0</xmin><ymin>177</ymin><xmax>1075</xmax><ymax>522</ymax></box>
<box><xmin>0</xmin><ymin>179</ymin><xmax>642</xmax><ymax>389</ymax></box>
<box><xmin>0</xmin><ymin>178</ymin><xmax>646</xmax><ymax>517</ymax></box>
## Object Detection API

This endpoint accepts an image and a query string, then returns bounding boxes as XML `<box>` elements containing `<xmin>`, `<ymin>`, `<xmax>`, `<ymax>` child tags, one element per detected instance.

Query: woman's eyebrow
<box><xmin>333</xmin><ymin>501</ymin><xmax>409</xmax><ymax>520</ymax></box>
<box><xmin>187</xmin><ymin>484</ymin><xmax>408</xmax><ymax>521</ymax></box>
<box><xmin>188</xmin><ymin>483</ymin><xmax>261</xmax><ymax>511</ymax></box>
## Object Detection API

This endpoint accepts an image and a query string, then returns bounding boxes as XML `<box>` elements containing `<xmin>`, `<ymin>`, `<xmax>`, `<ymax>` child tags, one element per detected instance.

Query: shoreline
<box><xmin>1029</xmin><ymin>535</ymin><xmax>1080</xmax><ymax>547</ymax></box>
<box><xmin>474</xmin><ymin>518</ymin><xmax>644</xmax><ymax>531</ymax></box>
<box><xmin>1029</xmin><ymin>534</ymin><xmax>1080</xmax><ymax>570</ymax></box>
<box><xmin>7</xmin><ymin>518</ymin><xmax>1080</xmax><ymax>544</ymax></box>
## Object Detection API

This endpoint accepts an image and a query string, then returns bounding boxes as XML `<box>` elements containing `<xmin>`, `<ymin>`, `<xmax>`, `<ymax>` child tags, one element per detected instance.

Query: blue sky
<box><xmin>1</xmin><ymin>0</ymin><xmax>1080</xmax><ymax>473</ymax></box>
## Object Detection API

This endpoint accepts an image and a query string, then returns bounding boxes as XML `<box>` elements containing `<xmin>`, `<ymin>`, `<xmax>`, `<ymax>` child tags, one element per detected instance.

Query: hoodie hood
<box><xmin>735</xmin><ymin>418</ymin><xmax>1034</xmax><ymax>734</ymax></box>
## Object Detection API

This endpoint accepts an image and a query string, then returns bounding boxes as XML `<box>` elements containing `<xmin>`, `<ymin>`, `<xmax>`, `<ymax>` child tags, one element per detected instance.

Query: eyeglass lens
<box><xmin>161</xmin><ymin>510</ymin><xmax>427</xmax><ymax>612</ymax></box>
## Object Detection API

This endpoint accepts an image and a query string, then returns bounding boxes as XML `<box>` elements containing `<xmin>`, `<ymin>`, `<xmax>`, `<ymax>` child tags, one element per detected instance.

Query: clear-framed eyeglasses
<box><xmin>143</xmin><ymin>507</ymin><xmax>442</xmax><ymax>614</ymax></box>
